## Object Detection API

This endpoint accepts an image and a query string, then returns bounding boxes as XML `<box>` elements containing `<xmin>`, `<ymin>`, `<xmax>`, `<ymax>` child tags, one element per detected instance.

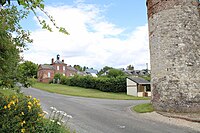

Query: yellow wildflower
<box><xmin>7</xmin><ymin>103</ymin><xmax>11</xmax><ymax>109</ymax></box>
<box><xmin>28</xmin><ymin>105</ymin><xmax>31</xmax><ymax>110</ymax></box>
<box><xmin>28</xmin><ymin>101</ymin><xmax>32</xmax><ymax>106</ymax></box>
<box><xmin>12</xmin><ymin>96</ymin><xmax>16</xmax><ymax>99</ymax></box>
<box><xmin>15</xmin><ymin>98</ymin><xmax>19</xmax><ymax>103</ymax></box>
<box><xmin>21</xmin><ymin>128</ymin><xmax>25</xmax><ymax>133</ymax></box>
<box><xmin>20</xmin><ymin>121</ymin><xmax>26</xmax><ymax>126</ymax></box>
<box><xmin>10</xmin><ymin>100</ymin><xmax>15</xmax><ymax>105</ymax></box>
<box><xmin>37</xmin><ymin>99</ymin><xmax>40</xmax><ymax>102</ymax></box>
<box><xmin>21</xmin><ymin>112</ymin><xmax>24</xmax><ymax>115</ymax></box>
<box><xmin>4</xmin><ymin>106</ymin><xmax>7</xmax><ymax>109</ymax></box>
<box><xmin>37</xmin><ymin>103</ymin><xmax>40</xmax><ymax>107</ymax></box>
<box><xmin>38</xmin><ymin>113</ymin><xmax>43</xmax><ymax>117</ymax></box>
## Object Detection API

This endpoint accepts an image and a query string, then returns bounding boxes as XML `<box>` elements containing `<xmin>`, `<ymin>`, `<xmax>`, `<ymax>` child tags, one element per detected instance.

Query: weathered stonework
<box><xmin>147</xmin><ymin>0</ymin><xmax>200</xmax><ymax>112</ymax></box>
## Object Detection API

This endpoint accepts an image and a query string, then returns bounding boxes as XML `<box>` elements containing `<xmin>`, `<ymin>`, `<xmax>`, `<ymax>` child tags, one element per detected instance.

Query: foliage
<box><xmin>54</xmin><ymin>73</ymin><xmax>62</xmax><ymax>80</ymax></box>
<box><xmin>0</xmin><ymin>92</ymin><xmax>71</xmax><ymax>133</ymax></box>
<box><xmin>0</xmin><ymin>25</ymin><xmax>21</xmax><ymax>88</ymax></box>
<box><xmin>97</xmin><ymin>66</ymin><xmax>113</xmax><ymax>76</ymax></box>
<box><xmin>73</xmin><ymin>65</ymin><xmax>83</xmax><ymax>71</ymax></box>
<box><xmin>126</xmin><ymin>65</ymin><xmax>134</xmax><ymax>70</ymax></box>
<box><xmin>60</xmin><ymin>75</ymin><xmax>127</xmax><ymax>93</ymax></box>
<box><xmin>0</xmin><ymin>94</ymin><xmax>44</xmax><ymax>132</ymax></box>
<box><xmin>17</xmin><ymin>61</ymin><xmax>38</xmax><ymax>87</ymax></box>
<box><xmin>53</xmin><ymin>73</ymin><xmax>64</xmax><ymax>84</ymax></box>
<box><xmin>0</xmin><ymin>0</ymin><xmax>69</xmax><ymax>89</ymax></box>
<box><xmin>0</xmin><ymin>0</ymin><xmax>69</xmax><ymax>34</ymax></box>
<box><xmin>18</xmin><ymin>61</ymin><xmax>38</xmax><ymax>78</ymax></box>
<box><xmin>132</xmin><ymin>103</ymin><xmax>154</xmax><ymax>113</ymax></box>
<box><xmin>106</xmin><ymin>69</ymin><xmax>126</xmax><ymax>78</ymax></box>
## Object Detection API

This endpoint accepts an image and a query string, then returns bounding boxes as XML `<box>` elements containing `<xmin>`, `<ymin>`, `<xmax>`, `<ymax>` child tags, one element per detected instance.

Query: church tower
<box><xmin>146</xmin><ymin>0</ymin><xmax>200</xmax><ymax>112</ymax></box>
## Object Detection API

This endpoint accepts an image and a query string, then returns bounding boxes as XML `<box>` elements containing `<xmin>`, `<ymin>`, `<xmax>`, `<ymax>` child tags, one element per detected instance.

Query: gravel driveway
<box><xmin>22</xmin><ymin>87</ymin><xmax>199</xmax><ymax>133</ymax></box>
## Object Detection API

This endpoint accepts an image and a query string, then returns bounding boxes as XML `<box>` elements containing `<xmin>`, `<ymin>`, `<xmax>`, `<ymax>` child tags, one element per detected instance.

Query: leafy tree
<box><xmin>126</xmin><ymin>65</ymin><xmax>134</xmax><ymax>70</ymax></box>
<box><xmin>18</xmin><ymin>61</ymin><xmax>38</xmax><ymax>78</ymax></box>
<box><xmin>74</xmin><ymin>65</ymin><xmax>83</xmax><ymax>71</ymax></box>
<box><xmin>16</xmin><ymin>61</ymin><xmax>38</xmax><ymax>87</ymax></box>
<box><xmin>0</xmin><ymin>29</ymin><xmax>21</xmax><ymax>88</ymax></box>
<box><xmin>0</xmin><ymin>0</ymin><xmax>69</xmax><ymax>34</ymax></box>
<box><xmin>0</xmin><ymin>0</ymin><xmax>68</xmax><ymax>88</ymax></box>
<box><xmin>83</xmin><ymin>66</ymin><xmax>89</xmax><ymax>71</ymax></box>
<box><xmin>106</xmin><ymin>69</ymin><xmax>125</xmax><ymax>78</ymax></box>
<box><xmin>97</xmin><ymin>66</ymin><xmax>113</xmax><ymax>76</ymax></box>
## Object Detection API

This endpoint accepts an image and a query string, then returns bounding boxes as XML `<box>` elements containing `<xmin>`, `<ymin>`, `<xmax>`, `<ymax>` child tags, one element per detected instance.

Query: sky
<box><xmin>21</xmin><ymin>0</ymin><xmax>149</xmax><ymax>70</ymax></box>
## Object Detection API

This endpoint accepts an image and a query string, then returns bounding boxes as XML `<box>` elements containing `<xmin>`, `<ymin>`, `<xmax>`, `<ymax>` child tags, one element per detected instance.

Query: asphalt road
<box><xmin>22</xmin><ymin>88</ymin><xmax>198</xmax><ymax>133</ymax></box>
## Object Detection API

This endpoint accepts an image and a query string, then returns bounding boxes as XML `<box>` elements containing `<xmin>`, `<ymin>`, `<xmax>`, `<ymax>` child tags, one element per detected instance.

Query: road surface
<box><xmin>22</xmin><ymin>88</ymin><xmax>198</xmax><ymax>133</ymax></box>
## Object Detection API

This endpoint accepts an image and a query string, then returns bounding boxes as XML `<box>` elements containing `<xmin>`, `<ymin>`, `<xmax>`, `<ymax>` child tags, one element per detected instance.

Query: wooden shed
<box><xmin>126</xmin><ymin>77</ymin><xmax>151</xmax><ymax>97</ymax></box>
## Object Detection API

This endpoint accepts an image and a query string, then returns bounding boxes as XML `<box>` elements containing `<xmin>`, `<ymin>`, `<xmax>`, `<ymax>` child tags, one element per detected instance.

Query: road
<box><xmin>22</xmin><ymin>88</ymin><xmax>198</xmax><ymax>133</ymax></box>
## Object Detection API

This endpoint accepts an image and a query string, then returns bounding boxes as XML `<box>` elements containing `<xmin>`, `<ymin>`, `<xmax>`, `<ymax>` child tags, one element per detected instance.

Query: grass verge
<box><xmin>132</xmin><ymin>103</ymin><xmax>154</xmax><ymax>113</ymax></box>
<box><xmin>0</xmin><ymin>88</ymin><xmax>17</xmax><ymax>95</ymax></box>
<box><xmin>33</xmin><ymin>82</ymin><xmax>149</xmax><ymax>100</ymax></box>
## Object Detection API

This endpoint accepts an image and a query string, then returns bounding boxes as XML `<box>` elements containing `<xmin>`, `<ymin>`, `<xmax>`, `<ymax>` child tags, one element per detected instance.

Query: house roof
<box><xmin>54</xmin><ymin>60</ymin><xmax>64</xmax><ymax>64</ymax></box>
<box><xmin>39</xmin><ymin>65</ymin><xmax>55</xmax><ymax>70</ymax></box>
<box><xmin>127</xmin><ymin>76</ymin><xmax>150</xmax><ymax>85</ymax></box>
<box><xmin>67</xmin><ymin>66</ymin><xmax>77</xmax><ymax>71</ymax></box>
<box><xmin>85</xmin><ymin>69</ymin><xmax>98</xmax><ymax>74</ymax></box>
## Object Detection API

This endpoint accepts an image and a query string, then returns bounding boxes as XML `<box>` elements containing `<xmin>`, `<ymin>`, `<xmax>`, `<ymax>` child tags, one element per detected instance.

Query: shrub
<box><xmin>60</xmin><ymin>75</ymin><xmax>126</xmax><ymax>93</ymax></box>
<box><xmin>0</xmin><ymin>93</ymin><xmax>71</xmax><ymax>133</ymax></box>
<box><xmin>0</xmin><ymin>94</ymin><xmax>44</xmax><ymax>133</ymax></box>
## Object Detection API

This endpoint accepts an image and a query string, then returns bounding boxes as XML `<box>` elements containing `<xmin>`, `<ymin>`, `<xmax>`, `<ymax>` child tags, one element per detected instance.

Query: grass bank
<box><xmin>132</xmin><ymin>103</ymin><xmax>154</xmax><ymax>113</ymax></box>
<box><xmin>33</xmin><ymin>82</ymin><xmax>149</xmax><ymax>100</ymax></box>
<box><xmin>0</xmin><ymin>88</ymin><xmax>17</xmax><ymax>95</ymax></box>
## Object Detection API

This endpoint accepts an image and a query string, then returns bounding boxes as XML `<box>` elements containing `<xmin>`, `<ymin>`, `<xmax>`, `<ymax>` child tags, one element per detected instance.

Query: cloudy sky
<box><xmin>21</xmin><ymin>0</ymin><xmax>149</xmax><ymax>70</ymax></box>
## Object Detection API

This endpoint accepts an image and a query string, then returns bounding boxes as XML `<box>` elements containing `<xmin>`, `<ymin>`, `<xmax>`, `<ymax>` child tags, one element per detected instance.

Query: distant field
<box><xmin>33</xmin><ymin>82</ymin><xmax>149</xmax><ymax>100</ymax></box>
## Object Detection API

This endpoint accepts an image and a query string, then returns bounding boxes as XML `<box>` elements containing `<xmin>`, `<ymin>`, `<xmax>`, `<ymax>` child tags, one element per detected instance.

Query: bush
<box><xmin>0</xmin><ymin>94</ymin><xmax>44</xmax><ymax>133</ymax></box>
<box><xmin>60</xmin><ymin>75</ymin><xmax>126</xmax><ymax>93</ymax></box>
<box><xmin>0</xmin><ymin>93</ymin><xmax>71</xmax><ymax>133</ymax></box>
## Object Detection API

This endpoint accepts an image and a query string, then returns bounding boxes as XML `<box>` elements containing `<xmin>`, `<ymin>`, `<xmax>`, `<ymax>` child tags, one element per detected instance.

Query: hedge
<box><xmin>60</xmin><ymin>75</ymin><xmax>126</xmax><ymax>93</ymax></box>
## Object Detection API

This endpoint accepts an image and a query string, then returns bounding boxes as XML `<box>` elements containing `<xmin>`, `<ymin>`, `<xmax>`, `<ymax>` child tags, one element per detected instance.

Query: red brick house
<box><xmin>37</xmin><ymin>55</ymin><xmax>77</xmax><ymax>83</ymax></box>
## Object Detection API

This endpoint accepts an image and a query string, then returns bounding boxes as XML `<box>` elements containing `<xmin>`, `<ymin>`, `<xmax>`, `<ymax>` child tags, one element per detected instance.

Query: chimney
<box><xmin>52</xmin><ymin>58</ymin><xmax>54</xmax><ymax>64</ymax></box>
<box><xmin>62</xmin><ymin>59</ymin><xmax>64</xmax><ymax>63</ymax></box>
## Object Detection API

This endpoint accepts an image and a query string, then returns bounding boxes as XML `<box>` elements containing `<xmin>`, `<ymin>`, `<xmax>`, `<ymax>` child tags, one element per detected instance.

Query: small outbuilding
<box><xmin>126</xmin><ymin>76</ymin><xmax>151</xmax><ymax>97</ymax></box>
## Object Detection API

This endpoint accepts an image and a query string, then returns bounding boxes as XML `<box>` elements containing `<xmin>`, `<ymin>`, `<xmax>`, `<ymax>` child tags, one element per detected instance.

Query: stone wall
<box><xmin>147</xmin><ymin>0</ymin><xmax>200</xmax><ymax>112</ymax></box>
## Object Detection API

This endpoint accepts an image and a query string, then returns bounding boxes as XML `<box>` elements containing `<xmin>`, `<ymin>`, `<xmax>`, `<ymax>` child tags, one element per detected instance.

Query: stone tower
<box><xmin>146</xmin><ymin>0</ymin><xmax>200</xmax><ymax>112</ymax></box>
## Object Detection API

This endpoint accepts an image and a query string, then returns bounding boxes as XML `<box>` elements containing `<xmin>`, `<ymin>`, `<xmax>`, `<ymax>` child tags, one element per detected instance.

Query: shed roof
<box><xmin>127</xmin><ymin>76</ymin><xmax>150</xmax><ymax>85</ymax></box>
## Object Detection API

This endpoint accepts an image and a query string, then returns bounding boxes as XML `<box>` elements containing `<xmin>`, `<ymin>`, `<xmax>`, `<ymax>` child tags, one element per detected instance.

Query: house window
<box><xmin>57</xmin><ymin>66</ymin><xmax>59</xmax><ymax>70</ymax></box>
<box><xmin>48</xmin><ymin>72</ymin><xmax>51</xmax><ymax>78</ymax></box>
<box><xmin>63</xmin><ymin>66</ymin><xmax>65</xmax><ymax>71</ymax></box>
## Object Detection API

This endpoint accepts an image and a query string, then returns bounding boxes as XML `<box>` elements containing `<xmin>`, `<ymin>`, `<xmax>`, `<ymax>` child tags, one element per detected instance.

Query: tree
<box><xmin>74</xmin><ymin>65</ymin><xmax>83</xmax><ymax>71</ymax></box>
<box><xmin>126</xmin><ymin>65</ymin><xmax>134</xmax><ymax>70</ymax></box>
<box><xmin>0</xmin><ymin>0</ymin><xmax>69</xmax><ymax>34</ymax></box>
<box><xmin>97</xmin><ymin>66</ymin><xmax>113</xmax><ymax>76</ymax></box>
<box><xmin>106</xmin><ymin>69</ymin><xmax>125</xmax><ymax>78</ymax></box>
<box><xmin>0</xmin><ymin>0</ymin><xmax>68</xmax><ymax>88</ymax></box>
<box><xmin>0</xmin><ymin>28</ymin><xmax>21</xmax><ymax>88</ymax></box>
<box><xmin>18</xmin><ymin>61</ymin><xmax>38</xmax><ymax>78</ymax></box>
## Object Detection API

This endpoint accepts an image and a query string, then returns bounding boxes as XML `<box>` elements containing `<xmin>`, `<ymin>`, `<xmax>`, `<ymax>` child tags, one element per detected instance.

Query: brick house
<box><xmin>37</xmin><ymin>55</ymin><xmax>77</xmax><ymax>83</ymax></box>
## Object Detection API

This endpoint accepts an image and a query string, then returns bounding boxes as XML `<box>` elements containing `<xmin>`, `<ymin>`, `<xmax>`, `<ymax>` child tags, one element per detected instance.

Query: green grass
<box><xmin>0</xmin><ymin>88</ymin><xmax>17</xmax><ymax>96</ymax></box>
<box><xmin>132</xmin><ymin>103</ymin><xmax>154</xmax><ymax>113</ymax></box>
<box><xmin>33</xmin><ymin>82</ymin><xmax>149</xmax><ymax>100</ymax></box>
